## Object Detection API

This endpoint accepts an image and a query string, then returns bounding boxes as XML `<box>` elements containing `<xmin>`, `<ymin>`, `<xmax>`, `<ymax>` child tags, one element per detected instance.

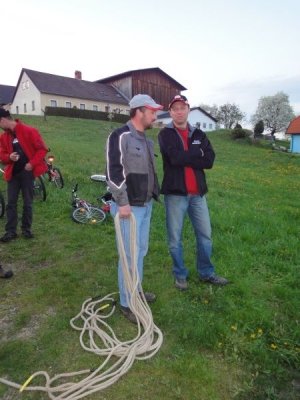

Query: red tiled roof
<box><xmin>286</xmin><ymin>116</ymin><xmax>300</xmax><ymax>134</ymax></box>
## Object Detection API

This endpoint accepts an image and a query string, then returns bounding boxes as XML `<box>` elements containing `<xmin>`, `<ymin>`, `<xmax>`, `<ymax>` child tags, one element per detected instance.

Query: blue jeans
<box><xmin>164</xmin><ymin>194</ymin><xmax>215</xmax><ymax>280</ymax></box>
<box><xmin>110</xmin><ymin>200</ymin><xmax>153</xmax><ymax>307</ymax></box>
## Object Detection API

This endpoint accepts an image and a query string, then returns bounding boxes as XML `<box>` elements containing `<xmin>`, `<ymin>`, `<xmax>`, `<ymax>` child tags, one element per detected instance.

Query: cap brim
<box><xmin>145</xmin><ymin>104</ymin><xmax>164</xmax><ymax>111</ymax></box>
<box><xmin>169</xmin><ymin>99</ymin><xmax>189</xmax><ymax>109</ymax></box>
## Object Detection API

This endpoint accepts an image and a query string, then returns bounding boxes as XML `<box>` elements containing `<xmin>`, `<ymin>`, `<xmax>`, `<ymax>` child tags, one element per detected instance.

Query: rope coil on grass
<box><xmin>0</xmin><ymin>212</ymin><xmax>163</xmax><ymax>399</ymax></box>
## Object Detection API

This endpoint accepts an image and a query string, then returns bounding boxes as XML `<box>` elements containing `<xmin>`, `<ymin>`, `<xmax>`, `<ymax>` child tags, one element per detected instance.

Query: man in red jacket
<box><xmin>0</xmin><ymin>108</ymin><xmax>48</xmax><ymax>242</ymax></box>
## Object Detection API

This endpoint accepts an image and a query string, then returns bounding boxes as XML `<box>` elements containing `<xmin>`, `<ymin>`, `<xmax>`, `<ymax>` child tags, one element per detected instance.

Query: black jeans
<box><xmin>5</xmin><ymin>170</ymin><xmax>34</xmax><ymax>234</ymax></box>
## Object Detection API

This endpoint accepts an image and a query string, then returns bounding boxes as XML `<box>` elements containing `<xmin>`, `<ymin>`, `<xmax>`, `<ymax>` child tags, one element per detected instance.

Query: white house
<box><xmin>156</xmin><ymin>107</ymin><xmax>217</xmax><ymax>131</ymax></box>
<box><xmin>11</xmin><ymin>69</ymin><xmax>129</xmax><ymax>116</ymax></box>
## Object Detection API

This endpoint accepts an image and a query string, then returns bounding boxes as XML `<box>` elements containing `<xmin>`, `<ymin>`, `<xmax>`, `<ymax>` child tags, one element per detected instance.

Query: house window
<box><xmin>66</xmin><ymin>101</ymin><xmax>71</xmax><ymax>108</ymax></box>
<box><xmin>50</xmin><ymin>100</ymin><xmax>57</xmax><ymax>107</ymax></box>
<box><xmin>209</xmin><ymin>123</ymin><xmax>213</xmax><ymax>129</ymax></box>
<box><xmin>105</xmin><ymin>105</ymin><xmax>110</xmax><ymax>113</ymax></box>
<box><xmin>80</xmin><ymin>104</ymin><xmax>85</xmax><ymax>110</ymax></box>
<box><xmin>195</xmin><ymin>122</ymin><xmax>201</xmax><ymax>129</ymax></box>
<box><xmin>24</xmin><ymin>103</ymin><xmax>27</xmax><ymax>113</ymax></box>
<box><xmin>16</xmin><ymin>106</ymin><xmax>19</xmax><ymax>114</ymax></box>
<box><xmin>32</xmin><ymin>101</ymin><xmax>35</xmax><ymax>111</ymax></box>
<box><xmin>203</xmin><ymin>122</ymin><xmax>207</xmax><ymax>129</ymax></box>
<box><xmin>22</xmin><ymin>82</ymin><xmax>26</xmax><ymax>90</ymax></box>
<box><xmin>93</xmin><ymin>105</ymin><xmax>98</xmax><ymax>111</ymax></box>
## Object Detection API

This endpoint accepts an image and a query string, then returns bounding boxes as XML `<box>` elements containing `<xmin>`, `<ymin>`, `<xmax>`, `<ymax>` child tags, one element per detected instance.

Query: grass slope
<box><xmin>0</xmin><ymin>116</ymin><xmax>299</xmax><ymax>400</ymax></box>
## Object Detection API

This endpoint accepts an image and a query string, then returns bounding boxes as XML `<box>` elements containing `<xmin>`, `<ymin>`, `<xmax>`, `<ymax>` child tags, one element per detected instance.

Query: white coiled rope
<box><xmin>0</xmin><ymin>213</ymin><xmax>163</xmax><ymax>399</ymax></box>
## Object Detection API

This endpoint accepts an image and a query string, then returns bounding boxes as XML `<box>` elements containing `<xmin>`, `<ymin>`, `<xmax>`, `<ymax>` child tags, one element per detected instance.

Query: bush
<box><xmin>231</xmin><ymin>128</ymin><xmax>249</xmax><ymax>139</ymax></box>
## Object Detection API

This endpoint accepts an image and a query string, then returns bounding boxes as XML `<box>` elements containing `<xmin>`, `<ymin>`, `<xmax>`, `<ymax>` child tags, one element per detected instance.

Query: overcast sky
<box><xmin>3</xmin><ymin>0</ymin><xmax>300</xmax><ymax>122</ymax></box>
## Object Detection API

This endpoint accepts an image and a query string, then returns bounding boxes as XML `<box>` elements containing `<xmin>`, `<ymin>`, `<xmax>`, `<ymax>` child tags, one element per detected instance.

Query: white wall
<box><xmin>11</xmin><ymin>72</ymin><xmax>41</xmax><ymax>116</ymax></box>
<box><xmin>188</xmin><ymin>109</ymin><xmax>216</xmax><ymax>131</ymax></box>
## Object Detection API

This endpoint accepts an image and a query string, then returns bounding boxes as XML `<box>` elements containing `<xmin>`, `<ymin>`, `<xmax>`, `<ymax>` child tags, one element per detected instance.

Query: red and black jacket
<box><xmin>158</xmin><ymin>122</ymin><xmax>215</xmax><ymax>196</ymax></box>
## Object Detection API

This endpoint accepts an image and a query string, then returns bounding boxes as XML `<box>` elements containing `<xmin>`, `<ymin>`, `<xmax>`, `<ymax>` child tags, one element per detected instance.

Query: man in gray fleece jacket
<box><xmin>106</xmin><ymin>94</ymin><xmax>163</xmax><ymax>323</ymax></box>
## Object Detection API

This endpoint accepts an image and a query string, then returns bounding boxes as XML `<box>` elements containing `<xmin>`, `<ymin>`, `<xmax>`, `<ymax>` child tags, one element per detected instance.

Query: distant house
<box><xmin>10</xmin><ymin>67</ymin><xmax>187</xmax><ymax>117</ymax></box>
<box><xmin>156</xmin><ymin>107</ymin><xmax>217</xmax><ymax>131</ymax></box>
<box><xmin>96</xmin><ymin>67</ymin><xmax>186</xmax><ymax>111</ymax></box>
<box><xmin>286</xmin><ymin>116</ymin><xmax>300</xmax><ymax>153</ymax></box>
<box><xmin>0</xmin><ymin>84</ymin><xmax>15</xmax><ymax>109</ymax></box>
<box><xmin>11</xmin><ymin>69</ymin><xmax>129</xmax><ymax>116</ymax></box>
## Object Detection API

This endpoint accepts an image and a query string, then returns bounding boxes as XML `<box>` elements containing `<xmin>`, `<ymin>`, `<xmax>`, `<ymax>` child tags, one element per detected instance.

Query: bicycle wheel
<box><xmin>52</xmin><ymin>167</ymin><xmax>64</xmax><ymax>188</ymax></box>
<box><xmin>72</xmin><ymin>206</ymin><xmax>106</xmax><ymax>224</ymax></box>
<box><xmin>0</xmin><ymin>191</ymin><xmax>5</xmax><ymax>218</ymax></box>
<box><xmin>33</xmin><ymin>177</ymin><xmax>47</xmax><ymax>201</ymax></box>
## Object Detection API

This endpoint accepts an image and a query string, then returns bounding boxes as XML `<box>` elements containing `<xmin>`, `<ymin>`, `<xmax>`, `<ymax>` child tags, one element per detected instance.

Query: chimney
<box><xmin>75</xmin><ymin>70</ymin><xmax>82</xmax><ymax>80</ymax></box>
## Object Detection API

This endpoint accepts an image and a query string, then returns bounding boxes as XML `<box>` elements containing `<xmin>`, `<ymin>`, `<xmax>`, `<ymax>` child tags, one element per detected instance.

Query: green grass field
<box><xmin>0</xmin><ymin>116</ymin><xmax>299</xmax><ymax>400</ymax></box>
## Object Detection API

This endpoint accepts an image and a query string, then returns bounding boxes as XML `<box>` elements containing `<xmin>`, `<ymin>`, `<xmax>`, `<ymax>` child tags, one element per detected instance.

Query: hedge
<box><xmin>44</xmin><ymin>107</ymin><xmax>129</xmax><ymax>123</ymax></box>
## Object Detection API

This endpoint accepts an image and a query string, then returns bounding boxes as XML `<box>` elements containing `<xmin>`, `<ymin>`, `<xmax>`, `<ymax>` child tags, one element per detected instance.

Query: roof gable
<box><xmin>14</xmin><ymin>69</ymin><xmax>128</xmax><ymax>105</ymax></box>
<box><xmin>96</xmin><ymin>67</ymin><xmax>186</xmax><ymax>90</ymax></box>
<box><xmin>286</xmin><ymin>116</ymin><xmax>300</xmax><ymax>134</ymax></box>
<box><xmin>190</xmin><ymin>107</ymin><xmax>218</xmax><ymax>122</ymax></box>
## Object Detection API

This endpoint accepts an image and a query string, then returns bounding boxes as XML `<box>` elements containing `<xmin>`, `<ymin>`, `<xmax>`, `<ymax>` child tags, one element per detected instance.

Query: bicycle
<box><xmin>71</xmin><ymin>184</ymin><xmax>109</xmax><ymax>224</ymax></box>
<box><xmin>33</xmin><ymin>152</ymin><xmax>64</xmax><ymax>202</ymax></box>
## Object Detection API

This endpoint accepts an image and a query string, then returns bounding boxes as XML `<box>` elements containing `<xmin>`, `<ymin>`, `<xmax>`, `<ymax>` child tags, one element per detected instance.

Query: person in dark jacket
<box><xmin>0</xmin><ymin>108</ymin><xmax>48</xmax><ymax>242</ymax></box>
<box><xmin>158</xmin><ymin>95</ymin><xmax>228</xmax><ymax>290</ymax></box>
<box><xmin>106</xmin><ymin>94</ymin><xmax>163</xmax><ymax>323</ymax></box>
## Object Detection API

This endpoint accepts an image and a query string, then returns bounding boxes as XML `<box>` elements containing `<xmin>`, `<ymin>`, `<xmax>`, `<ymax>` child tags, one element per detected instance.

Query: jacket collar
<box><xmin>127</xmin><ymin>120</ymin><xmax>146</xmax><ymax>140</ymax></box>
<box><xmin>166</xmin><ymin>121</ymin><xmax>197</xmax><ymax>137</ymax></box>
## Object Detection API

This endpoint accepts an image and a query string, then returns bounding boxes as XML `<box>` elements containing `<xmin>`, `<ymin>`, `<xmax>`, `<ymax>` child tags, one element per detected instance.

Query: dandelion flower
<box><xmin>257</xmin><ymin>328</ymin><xmax>263</xmax><ymax>335</ymax></box>
<box><xmin>231</xmin><ymin>325</ymin><xmax>237</xmax><ymax>331</ymax></box>
<box><xmin>270</xmin><ymin>343</ymin><xmax>277</xmax><ymax>350</ymax></box>
<box><xmin>250</xmin><ymin>333</ymin><xmax>256</xmax><ymax>339</ymax></box>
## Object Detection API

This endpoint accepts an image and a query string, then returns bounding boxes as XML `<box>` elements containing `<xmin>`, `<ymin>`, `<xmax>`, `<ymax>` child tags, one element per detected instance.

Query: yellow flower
<box><xmin>203</xmin><ymin>299</ymin><xmax>209</xmax><ymax>304</ymax></box>
<box><xmin>231</xmin><ymin>325</ymin><xmax>237</xmax><ymax>331</ymax></box>
<box><xmin>257</xmin><ymin>328</ymin><xmax>263</xmax><ymax>335</ymax></box>
<box><xmin>218</xmin><ymin>342</ymin><xmax>223</xmax><ymax>347</ymax></box>
<box><xmin>270</xmin><ymin>343</ymin><xmax>277</xmax><ymax>350</ymax></box>
<box><xmin>250</xmin><ymin>333</ymin><xmax>256</xmax><ymax>339</ymax></box>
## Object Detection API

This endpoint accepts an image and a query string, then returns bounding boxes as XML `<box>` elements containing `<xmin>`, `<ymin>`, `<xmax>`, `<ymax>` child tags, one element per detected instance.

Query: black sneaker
<box><xmin>139</xmin><ymin>292</ymin><xmax>156</xmax><ymax>303</ymax></box>
<box><xmin>120</xmin><ymin>306</ymin><xmax>137</xmax><ymax>324</ymax></box>
<box><xmin>0</xmin><ymin>266</ymin><xmax>13</xmax><ymax>279</ymax></box>
<box><xmin>0</xmin><ymin>232</ymin><xmax>18</xmax><ymax>243</ymax></box>
<box><xmin>200</xmin><ymin>274</ymin><xmax>229</xmax><ymax>286</ymax></box>
<box><xmin>175</xmin><ymin>278</ymin><xmax>188</xmax><ymax>290</ymax></box>
<box><xmin>22</xmin><ymin>231</ymin><xmax>34</xmax><ymax>239</ymax></box>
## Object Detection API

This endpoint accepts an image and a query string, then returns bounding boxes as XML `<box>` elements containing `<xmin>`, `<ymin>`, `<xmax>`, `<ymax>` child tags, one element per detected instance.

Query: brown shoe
<box><xmin>0</xmin><ymin>266</ymin><xmax>13</xmax><ymax>279</ymax></box>
<box><xmin>200</xmin><ymin>274</ymin><xmax>229</xmax><ymax>286</ymax></box>
<box><xmin>0</xmin><ymin>232</ymin><xmax>17</xmax><ymax>243</ymax></box>
<box><xmin>139</xmin><ymin>292</ymin><xmax>156</xmax><ymax>303</ymax></box>
<box><xmin>175</xmin><ymin>278</ymin><xmax>188</xmax><ymax>290</ymax></box>
<box><xmin>120</xmin><ymin>306</ymin><xmax>137</xmax><ymax>324</ymax></box>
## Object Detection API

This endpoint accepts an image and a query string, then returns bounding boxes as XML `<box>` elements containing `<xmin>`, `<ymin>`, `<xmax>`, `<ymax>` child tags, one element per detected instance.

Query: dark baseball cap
<box><xmin>168</xmin><ymin>94</ymin><xmax>189</xmax><ymax>109</ymax></box>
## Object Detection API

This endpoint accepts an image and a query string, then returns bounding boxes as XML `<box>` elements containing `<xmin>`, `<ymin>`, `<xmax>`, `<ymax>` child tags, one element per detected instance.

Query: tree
<box><xmin>199</xmin><ymin>103</ymin><xmax>219</xmax><ymax>119</ymax></box>
<box><xmin>251</xmin><ymin>92</ymin><xmax>294</xmax><ymax>139</ymax></box>
<box><xmin>254</xmin><ymin>120</ymin><xmax>264</xmax><ymax>138</ymax></box>
<box><xmin>216</xmin><ymin>103</ymin><xmax>245</xmax><ymax>129</ymax></box>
